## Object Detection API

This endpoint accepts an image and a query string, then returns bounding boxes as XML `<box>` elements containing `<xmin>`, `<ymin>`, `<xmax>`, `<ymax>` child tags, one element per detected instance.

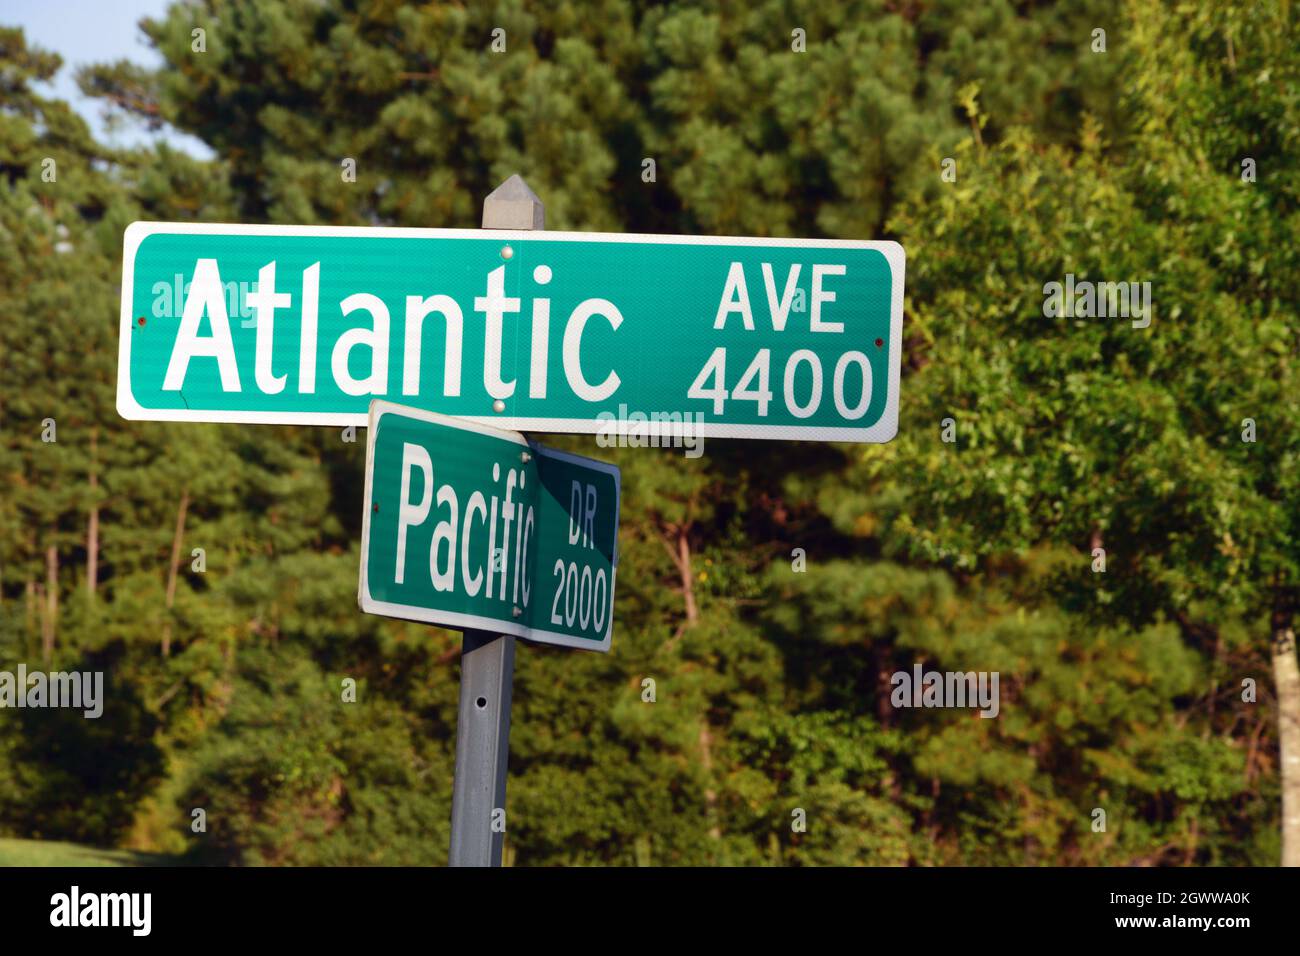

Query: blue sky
<box><xmin>6</xmin><ymin>0</ymin><xmax>211</xmax><ymax>157</ymax></box>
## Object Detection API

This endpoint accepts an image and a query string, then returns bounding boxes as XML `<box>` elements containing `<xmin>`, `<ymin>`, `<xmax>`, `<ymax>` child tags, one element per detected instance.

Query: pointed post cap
<box><xmin>482</xmin><ymin>174</ymin><xmax>545</xmax><ymax>230</ymax></box>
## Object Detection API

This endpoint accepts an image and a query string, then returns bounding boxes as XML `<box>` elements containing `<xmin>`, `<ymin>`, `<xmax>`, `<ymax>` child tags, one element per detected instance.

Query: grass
<box><xmin>0</xmin><ymin>837</ymin><xmax>181</xmax><ymax>867</ymax></box>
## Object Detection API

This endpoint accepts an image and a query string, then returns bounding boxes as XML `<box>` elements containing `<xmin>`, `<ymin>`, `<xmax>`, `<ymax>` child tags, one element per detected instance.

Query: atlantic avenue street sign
<box><xmin>118</xmin><ymin>222</ymin><xmax>903</xmax><ymax>441</ymax></box>
<box><xmin>359</xmin><ymin>401</ymin><xmax>619</xmax><ymax>651</ymax></box>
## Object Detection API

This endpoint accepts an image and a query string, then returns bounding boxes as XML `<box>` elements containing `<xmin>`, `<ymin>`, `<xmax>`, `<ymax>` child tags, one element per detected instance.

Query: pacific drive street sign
<box><xmin>359</xmin><ymin>400</ymin><xmax>620</xmax><ymax>651</ymax></box>
<box><xmin>117</xmin><ymin>221</ymin><xmax>904</xmax><ymax>441</ymax></box>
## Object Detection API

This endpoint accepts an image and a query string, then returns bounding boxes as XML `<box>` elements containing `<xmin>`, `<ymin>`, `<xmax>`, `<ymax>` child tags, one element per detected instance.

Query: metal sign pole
<box><xmin>448</xmin><ymin>628</ymin><xmax>516</xmax><ymax>866</ymax></box>
<box><xmin>447</xmin><ymin>175</ymin><xmax>545</xmax><ymax>867</ymax></box>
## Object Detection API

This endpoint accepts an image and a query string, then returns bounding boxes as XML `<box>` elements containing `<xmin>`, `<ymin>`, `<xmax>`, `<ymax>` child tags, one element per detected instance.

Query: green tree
<box><xmin>881</xmin><ymin>0</ymin><xmax>1300</xmax><ymax>862</ymax></box>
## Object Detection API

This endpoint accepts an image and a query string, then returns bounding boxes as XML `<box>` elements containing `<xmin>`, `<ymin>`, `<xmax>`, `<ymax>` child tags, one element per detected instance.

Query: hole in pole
<box><xmin>475</xmin><ymin>696</ymin><xmax>488</xmax><ymax>710</ymax></box>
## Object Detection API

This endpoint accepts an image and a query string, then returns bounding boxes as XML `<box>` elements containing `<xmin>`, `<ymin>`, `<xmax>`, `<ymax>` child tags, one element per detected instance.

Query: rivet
<box><xmin>493</xmin><ymin>399</ymin><xmax>506</xmax><ymax>413</ymax></box>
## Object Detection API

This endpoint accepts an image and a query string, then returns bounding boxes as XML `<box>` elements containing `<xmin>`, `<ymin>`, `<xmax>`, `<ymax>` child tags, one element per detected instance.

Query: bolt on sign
<box><xmin>117</xmin><ymin>222</ymin><xmax>904</xmax><ymax>441</ymax></box>
<box><xmin>358</xmin><ymin>401</ymin><xmax>620</xmax><ymax>651</ymax></box>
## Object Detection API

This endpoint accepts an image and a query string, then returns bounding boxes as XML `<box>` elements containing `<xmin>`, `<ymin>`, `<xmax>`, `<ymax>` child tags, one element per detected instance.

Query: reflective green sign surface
<box><xmin>359</xmin><ymin>401</ymin><xmax>619</xmax><ymax>651</ymax></box>
<box><xmin>118</xmin><ymin>222</ymin><xmax>903</xmax><ymax>441</ymax></box>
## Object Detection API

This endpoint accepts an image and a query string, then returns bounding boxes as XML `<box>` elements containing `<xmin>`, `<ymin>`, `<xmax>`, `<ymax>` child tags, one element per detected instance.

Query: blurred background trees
<box><xmin>0</xmin><ymin>0</ymin><xmax>1295</xmax><ymax>864</ymax></box>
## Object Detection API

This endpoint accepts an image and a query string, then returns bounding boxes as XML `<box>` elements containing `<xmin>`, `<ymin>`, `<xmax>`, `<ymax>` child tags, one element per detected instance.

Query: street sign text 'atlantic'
<box><xmin>118</xmin><ymin>222</ymin><xmax>903</xmax><ymax>441</ymax></box>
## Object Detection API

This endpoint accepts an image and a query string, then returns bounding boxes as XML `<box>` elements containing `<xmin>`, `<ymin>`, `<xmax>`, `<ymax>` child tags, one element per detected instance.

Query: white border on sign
<box><xmin>357</xmin><ymin>399</ymin><xmax>618</xmax><ymax>652</ymax></box>
<box><xmin>118</xmin><ymin>221</ymin><xmax>903</xmax><ymax>442</ymax></box>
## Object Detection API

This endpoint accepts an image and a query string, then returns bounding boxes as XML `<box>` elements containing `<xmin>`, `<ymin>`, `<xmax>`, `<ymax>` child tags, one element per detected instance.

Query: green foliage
<box><xmin>179</xmin><ymin>645</ymin><xmax>450</xmax><ymax>865</ymax></box>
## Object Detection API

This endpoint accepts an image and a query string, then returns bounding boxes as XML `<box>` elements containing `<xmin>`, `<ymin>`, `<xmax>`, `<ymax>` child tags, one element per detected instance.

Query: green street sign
<box><xmin>358</xmin><ymin>400</ymin><xmax>620</xmax><ymax>651</ymax></box>
<box><xmin>118</xmin><ymin>222</ymin><xmax>903</xmax><ymax>441</ymax></box>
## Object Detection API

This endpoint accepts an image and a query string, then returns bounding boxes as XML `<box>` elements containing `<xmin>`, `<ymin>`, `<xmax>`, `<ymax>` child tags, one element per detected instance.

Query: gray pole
<box><xmin>447</xmin><ymin>175</ymin><xmax>545</xmax><ymax>867</ymax></box>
